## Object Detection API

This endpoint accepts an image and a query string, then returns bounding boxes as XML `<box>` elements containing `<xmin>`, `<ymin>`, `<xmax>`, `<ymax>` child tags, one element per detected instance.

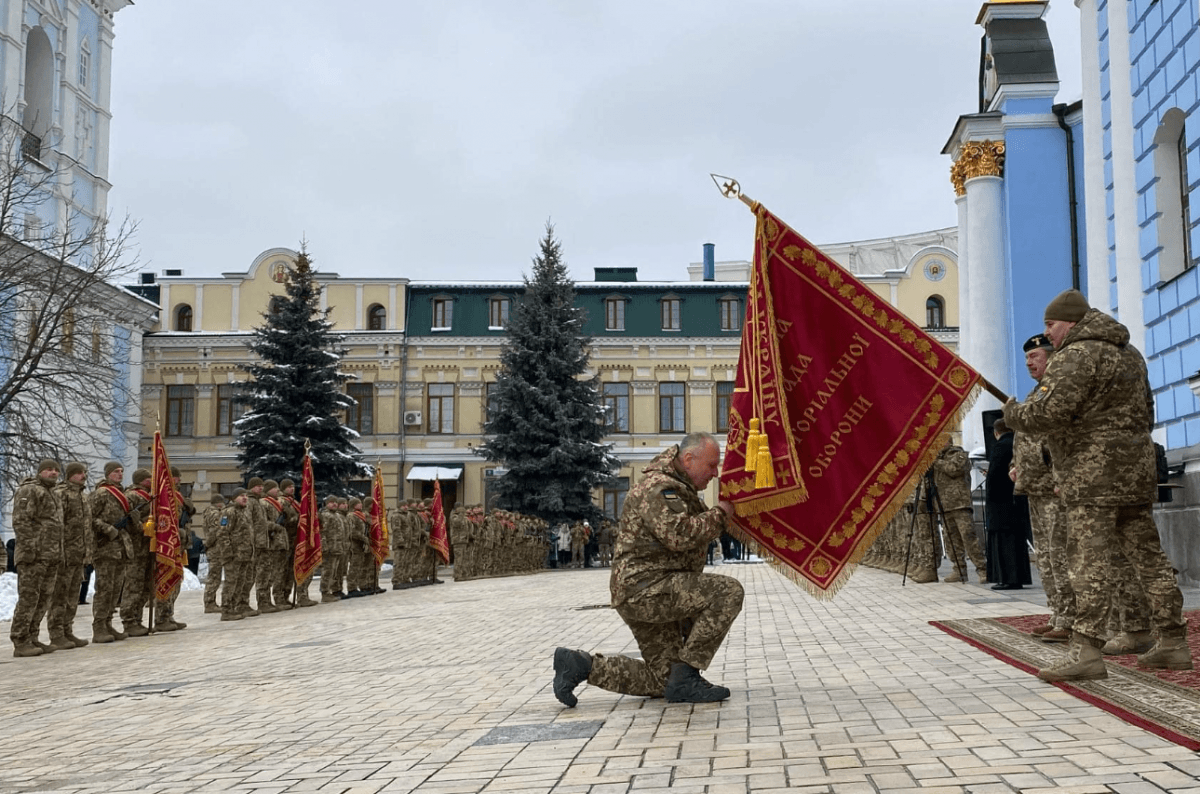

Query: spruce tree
<box><xmin>477</xmin><ymin>222</ymin><xmax>619</xmax><ymax>524</ymax></box>
<box><xmin>234</xmin><ymin>246</ymin><xmax>371</xmax><ymax>494</ymax></box>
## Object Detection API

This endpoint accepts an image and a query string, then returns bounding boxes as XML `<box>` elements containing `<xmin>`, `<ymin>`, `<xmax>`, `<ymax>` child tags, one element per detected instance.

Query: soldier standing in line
<box><xmin>346</xmin><ymin>497</ymin><xmax>369</xmax><ymax>596</ymax></box>
<box><xmin>119</xmin><ymin>468</ymin><xmax>154</xmax><ymax>638</ymax></box>
<box><xmin>245</xmin><ymin>477</ymin><xmax>273</xmax><ymax>614</ymax></box>
<box><xmin>201</xmin><ymin>494</ymin><xmax>226</xmax><ymax>614</ymax></box>
<box><xmin>89</xmin><ymin>462</ymin><xmax>133</xmax><ymax>644</ymax></box>
<box><xmin>49</xmin><ymin>462</ymin><xmax>91</xmax><ymax>649</ymax></box>
<box><xmin>1005</xmin><ymin>289</ymin><xmax>1192</xmax><ymax>680</ymax></box>
<box><xmin>335</xmin><ymin>496</ymin><xmax>355</xmax><ymax>595</ymax></box>
<box><xmin>155</xmin><ymin>466</ymin><xmax>194</xmax><ymax>632</ymax></box>
<box><xmin>598</xmin><ymin>519</ymin><xmax>615</xmax><ymax>567</ymax></box>
<box><xmin>553</xmin><ymin>433</ymin><xmax>741</xmax><ymax>706</ymax></box>
<box><xmin>925</xmin><ymin>439</ymin><xmax>986</xmax><ymax>583</ymax></box>
<box><xmin>449</xmin><ymin>506</ymin><xmax>468</xmax><ymax>581</ymax></box>
<box><xmin>388</xmin><ymin>500</ymin><xmax>406</xmax><ymax>589</ymax></box>
<box><xmin>10</xmin><ymin>459</ymin><xmax>64</xmax><ymax>657</ymax></box>
<box><xmin>277</xmin><ymin>479</ymin><xmax>302</xmax><ymax>607</ymax></box>
<box><xmin>262</xmin><ymin>481</ymin><xmax>293</xmax><ymax>609</ymax></box>
<box><xmin>319</xmin><ymin>494</ymin><xmax>344</xmax><ymax>602</ymax></box>
<box><xmin>220</xmin><ymin>488</ymin><xmax>253</xmax><ymax>621</ymax></box>
<box><xmin>570</xmin><ymin>520</ymin><xmax>588</xmax><ymax>568</ymax></box>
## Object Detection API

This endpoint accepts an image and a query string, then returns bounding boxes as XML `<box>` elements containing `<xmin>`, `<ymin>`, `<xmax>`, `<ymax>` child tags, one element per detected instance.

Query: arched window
<box><xmin>925</xmin><ymin>296</ymin><xmax>945</xmax><ymax>329</ymax></box>
<box><xmin>22</xmin><ymin>27</ymin><xmax>53</xmax><ymax>158</ymax></box>
<box><xmin>1155</xmin><ymin>108</ymin><xmax>1195</xmax><ymax>282</ymax></box>
<box><xmin>367</xmin><ymin>304</ymin><xmax>386</xmax><ymax>330</ymax></box>
<box><xmin>175</xmin><ymin>304</ymin><xmax>193</xmax><ymax>332</ymax></box>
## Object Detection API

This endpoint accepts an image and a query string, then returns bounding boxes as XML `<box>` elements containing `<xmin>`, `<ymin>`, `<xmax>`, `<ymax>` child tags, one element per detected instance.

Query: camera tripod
<box><xmin>902</xmin><ymin>470</ymin><xmax>967</xmax><ymax>586</ymax></box>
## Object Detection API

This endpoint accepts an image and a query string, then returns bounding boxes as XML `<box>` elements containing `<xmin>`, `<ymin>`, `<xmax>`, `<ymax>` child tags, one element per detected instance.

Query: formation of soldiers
<box><xmin>387</xmin><ymin>499</ymin><xmax>445</xmax><ymax>589</ymax></box>
<box><xmin>449</xmin><ymin>505</ymin><xmax>549</xmax><ymax>580</ymax></box>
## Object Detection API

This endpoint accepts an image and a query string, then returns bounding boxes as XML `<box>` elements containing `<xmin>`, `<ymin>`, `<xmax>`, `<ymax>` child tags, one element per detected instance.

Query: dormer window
<box><xmin>605</xmin><ymin>296</ymin><xmax>627</xmax><ymax>331</ymax></box>
<box><xmin>489</xmin><ymin>296</ymin><xmax>510</xmax><ymax>329</ymax></box>
<box><xmin>432</xmin><ymin>296</ymin><xmax>454</xmax><ymax>330</ymax></box>
<box><xmin>660</xmin><ymin>294</ymin><xmax>681</xmax><ymax>331</ymax></box>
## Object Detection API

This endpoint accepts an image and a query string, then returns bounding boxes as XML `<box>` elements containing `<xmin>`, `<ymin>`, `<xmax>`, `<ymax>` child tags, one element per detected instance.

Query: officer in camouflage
<box><xmin>49</xmin><ymin>462</ymin><xmax>91</xmax><ymax>649</ymax></box>
<box><xmin>1005</xmin><ymin>289</ymin><xmax>1192</xmax><ymax>681</ymax></box>
<box><xmin>553</xmin><ymin>432</ymin><xmax>741</xmax><ymax>706</ymax></box>
<box><xmin>923</xmin><ymin>439</ymin><xmax>985</xmax><ymax>583</ymax></box>
<box><xmin>201</xmin><ymin>494</ymin><xmax>226</xmax><ymax>613</ymax></box>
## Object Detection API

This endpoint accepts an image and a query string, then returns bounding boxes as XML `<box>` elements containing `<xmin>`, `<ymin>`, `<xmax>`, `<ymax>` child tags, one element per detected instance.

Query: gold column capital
<box><xmin>949</xmin><ymin>139</ymin><xmax>1006</xmax><ymax>196</ymax></box>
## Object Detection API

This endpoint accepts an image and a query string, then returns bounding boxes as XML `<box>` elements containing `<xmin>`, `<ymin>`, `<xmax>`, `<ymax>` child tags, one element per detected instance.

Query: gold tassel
<box><xmin>745</xmin><ymin>418</ymin><xmax>761</xmax><ymax>472</ymax></box>
<box><xmin>755</xmin><ymin>430</ymin><xmax>776</xmax><ymax>489</ymax></box>
<box><xmin>143</xmin><ymin>518</ymin><xmax>155</xmax><ymax>537</ymax></box>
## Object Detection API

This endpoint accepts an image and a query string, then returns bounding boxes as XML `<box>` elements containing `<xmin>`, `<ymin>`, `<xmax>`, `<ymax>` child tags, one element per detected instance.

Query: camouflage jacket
<box><xmin>12</xmin><ymin>475</ymin><xmax>63</xmax><ymax>566</ymax></box>
<box><xmin>248</xmin><ymin>494</ymin><xmax>271</xmax><ymax>550</ymax></box>
<box><xmin>920</xmin><ymin>444</ymin><xmax>972</xmax><ymax>512</ymax></box>
<box><xmin>54</xmin><ymin>480</ymin><xmax>92</xmax><ymax>563</ymax></box>
<box><xmin>222</xmin><ymin>503</ymin><xmax>253</xmax><ymax>560</ymax></box>
<box><xmin>610</xmin><ymin>445</ymin><xmax>727</xmax><ymax>607</ymax></box>
<box><xmin>89</xmin><ymin>483</ymin><xmax>133</xmax><ymax>561</ymax></box>
<box><xmin>200</xmin><ymin>505</ymin><xmax>224</xmax><ymax>548</ymax></box>
<box><xmin>262</xmin><ymin>497</ymin><xmax>288</xmax><ymax>550</ymax></box>
<box><xmin>1004</xmin><ymin>308</ymin><xmax>1156</xmax><ymax>506</ymax></box>
<box><xmin>319</xmin><ymin>508</ymin><xmax>344</xmax><ymax>553</ymax></box>
<box><xmin>1012</xmin><ymin>384</ymin><xmax>1056</xmax><ymax>498</ymax></box>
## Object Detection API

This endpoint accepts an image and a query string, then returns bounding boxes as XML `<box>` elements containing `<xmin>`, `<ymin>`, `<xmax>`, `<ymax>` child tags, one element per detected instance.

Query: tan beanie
<box><xmin>104</xmin><ymin>461</ymin><xmax>123</xmax><ymax>476</ymax></box>
<box><xmin>1044</xmin><ymin>289</ymin><xmax>1089</xmax><ymax>323</ymax></box>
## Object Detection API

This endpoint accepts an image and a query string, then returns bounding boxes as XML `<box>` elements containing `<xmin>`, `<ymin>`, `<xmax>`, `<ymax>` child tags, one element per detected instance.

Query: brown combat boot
<box><xmin>109</xmin><ymin>621</ymin><xmax>127</xmax><ymax>641</ymax></box>
<box><xmin>204</xmin><ymin>603</ymin><xmax>221</xmax><ymax>614</ymax></box>
<box><xmin>240</xmin><ymin>605</ymin><xmax>260</xmax><ymax>617</ymax></box>
<box><xmin>944</xmin><ymin>568</ymin><xmax>964</xmax><ymax>583</ymax></box>
<box><xmin>91</xmin><ymin>621</ymin><xmax>114</xmax><ymax>644</ymax></box>
<box><xmin>124</xmin><ymin>623</ymin><xmax>150</xmax><ymax>638</ymax></box>
<box><xmin>1102</xmin><ymin>630</ymin><xmax>1153</xmax><ymax>656</ymax></box>
<box><xmin>258</xmin><ymin>602</ymin><xmax>280</xmax><ymax>614</ymax></box>
<box><xmin>48</xmin><ymin>635</ymin><xmax>76</xmax><ymax>651</ymax></box>
<box><xmin>65</xmin><ymin>632</ymin><xmax>89</xmax><ymax>648</ymax></box>
<box><xmin>1037</xmin><ymin>637</ymin><xmax>1107</xmax><ymax>682</ymax></box>
<box><xmin>1137</xmin><ymin>634</ymin><xmax>1194</xmax><ymax>671</ymax></box>
<box><xmin>1042</xmin><ymin>628</ymin><xmax>1070</xmax><ymax>643</ymax></box>
<box><xmin>220</xmin><ymin>608</ymin><xmax>244</xmax><ymax>622</ymax></box>
<box><xmin>321</xmin><ymin>593</ymin><xmax>340</xmax><ymax>603</ymax></box>
<box><xmin>12</xmin><ymin>643</ymin><xmax>42</xmax><ymax>657</ymax></box>
<box><xmin>33</xmin><ymin>640</ymin><xmax>55</xmax><ymax>654</ymax></box>
<box><xmin>908</xmin><ymin>568</ymin><xmax>938</xmax><ymax>584</ymax></box>
<box><xmin>1030</xmin><ymin>623</ymin><xmax>1053</xmax><ymax>636</ymax></box>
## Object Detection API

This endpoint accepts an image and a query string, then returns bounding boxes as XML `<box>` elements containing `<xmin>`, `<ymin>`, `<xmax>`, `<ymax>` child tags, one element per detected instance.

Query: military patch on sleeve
<box><xmin>660</xmin><ymin>489</ymin><xmax>686</xmax><ymax>514</ymax></box>
<box><xmin>1033</xmin><ymin>385</ymin><xmax>1052</xmax><ymax>402</ymax></box>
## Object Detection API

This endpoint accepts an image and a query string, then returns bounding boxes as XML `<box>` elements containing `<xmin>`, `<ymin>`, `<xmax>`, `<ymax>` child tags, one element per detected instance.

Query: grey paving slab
<box><xmin>0</xmin><ymin>564</ymin><xmax>1199</xmax><ymax>792</ymax></box>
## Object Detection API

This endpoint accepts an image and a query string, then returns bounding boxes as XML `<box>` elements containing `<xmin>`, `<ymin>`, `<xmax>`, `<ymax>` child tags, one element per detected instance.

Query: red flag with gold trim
<box><xmin>293</xmin><ymin>444</ymin><xmax>323</xmax><ymax>582</ymax></box>
<box><xmin>720</xmin><ymin>204</ymin><xmax>981</xmax><ymax>597</ymax></box>
<box><xmin>369</xmin><ymin>467</ymin><xmax>389</xmax><ymax>566</ymax></box>
<box><xmin>428</xmin><ymin>480</ymin><xmax>450</xmax><ymax>566</ymax></box>
<box><xmin>150</xmin><ymin>431</ymin><xmax>184</xmax><ymax>600</ymax></box>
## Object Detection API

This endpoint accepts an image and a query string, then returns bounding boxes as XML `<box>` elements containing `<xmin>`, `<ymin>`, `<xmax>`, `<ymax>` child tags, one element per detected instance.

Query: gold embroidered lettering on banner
<box><xmin>949</xmin><ymin>139</ymin><xmax>1006</xmax><ymax>196</ymax></box>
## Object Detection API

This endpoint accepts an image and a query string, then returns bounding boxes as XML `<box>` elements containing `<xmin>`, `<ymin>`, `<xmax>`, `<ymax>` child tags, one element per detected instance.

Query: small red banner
<box><xmin>429</xmin><ymin>480</ymin><xmax>450</xmax><ymax>566</ymax></box>
<box><xmin>293</xmin><ymin>448</ymin><xmax>323</xmax><ymax>583</ymax></box>
<box><xmin>151</xmin><ymin>432</ymin><xmax>184</xmax><ymax>601</ymax></box>
<box><xmin>370</xmin><ymin>467</ymin><xmax>389</xmax><ymax>566</ymax></box>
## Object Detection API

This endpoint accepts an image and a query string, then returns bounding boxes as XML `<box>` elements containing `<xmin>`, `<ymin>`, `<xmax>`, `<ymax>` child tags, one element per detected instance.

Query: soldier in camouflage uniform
<box><xmin>1012</xmin><ymin>333</ymin><xmax>1075</xmax><ymax>642</ymax></box>
<box><xmin>220</xmin><ymin>489</ymin><xmax>253</xmax><ymax>621</ymax></box>
<box><xmin>923</xmin><ymin>440</ymin><xmax>985</xmax><ymax>583</ymax></box>
<box><xmin>49</xmin><ymin>462</ymin><xmax>91</xmax><ymax>649</ymax></box>
<box><xmin>119</xmin><ymin>469</ymin><xmax>154</xmax><ymax>637</ymax></box>
<box><xmin>553</xmin><ymin>433</ymin><xmax>741</xmax><ymax>706</ymax></box>
<box><xmin>598</xmin><ymin>519</ymin><xmax>615</xmax><ymax>567</ymax></box>
<box><xmin>89</xmin><ymin>463</ymin><xmax>133</xmax><ymax>643</ymax></box>
<box><xmin>320</xmin><ymin>495</ymin><xmax>345</xmax><ymax>602</ymax></box>
<box><xmin>277</xmin><ymin>479</ymin><xmax>302</xmax><ymax>606</ymax></box>
<box><xmin>246</xmin><ymin>477</ymin><xmax>274</xmax><ymax>613</ymax></box>
<box><xmin>201</xmin><ymin>494</ymin><xmax>226</xmax><ymax>613</ymax></box>
<box><xmin>263</xmin><ymin>481</ymin><xmax>293</xmax><ymax>610</ymax></box>
<box><xmin>346</xmin><ymin>497</ymin><xmax>370</xmax><ymax>596</ymax></box>
<box><xmin>10</xmin><ymin>460</ymin><xmax>63</xmax><ymax>657</ymax></box>
<box><xmin>1005</xmin><ymin>289</ymin><xmax>1192</xmax><ymax>681</ymax></box>
<box><xmin>155</xmin><ymin>466</ymin><xmax>194</xmax><ymax>631</ymax></box>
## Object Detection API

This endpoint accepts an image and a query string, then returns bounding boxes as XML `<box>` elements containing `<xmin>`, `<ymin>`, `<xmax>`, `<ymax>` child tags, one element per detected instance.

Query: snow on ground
<box><xmin>0</xmin><ymin>572</ymin><xmax>15</xmax><ymax>622</ymax></box>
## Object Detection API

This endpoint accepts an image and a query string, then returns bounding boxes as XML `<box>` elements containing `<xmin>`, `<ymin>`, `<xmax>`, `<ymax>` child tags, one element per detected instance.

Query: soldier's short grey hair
<box><xmin>679</xmin><ymin>431</ymin><xmax>718</xmax><ymax>456</ymax></box>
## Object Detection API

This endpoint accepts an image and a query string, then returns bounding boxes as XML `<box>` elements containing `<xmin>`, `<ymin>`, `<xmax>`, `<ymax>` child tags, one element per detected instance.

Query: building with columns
<box><xmin>136</xmin><ymin>229</ymin><xmax>960</xmax><ymax>517</ymax></box>
<box><xmin>947</xmin><ymin>0</ymin><xmax>1200</xmax><ymax>583</ymax></box>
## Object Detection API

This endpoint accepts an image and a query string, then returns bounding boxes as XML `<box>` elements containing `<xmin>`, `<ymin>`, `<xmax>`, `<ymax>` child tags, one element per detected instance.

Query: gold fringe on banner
<box><xmin>744</xmin><ymin>418</ymin><xmax>761</xmax><ymax>472</ymax></box>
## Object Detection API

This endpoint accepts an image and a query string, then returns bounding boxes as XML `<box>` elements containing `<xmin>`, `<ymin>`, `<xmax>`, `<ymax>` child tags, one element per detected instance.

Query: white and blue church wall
<box><xmin>945</xmin><ymin>1</ymin><xmax>1087</xmax><ymax>458</ymax></box>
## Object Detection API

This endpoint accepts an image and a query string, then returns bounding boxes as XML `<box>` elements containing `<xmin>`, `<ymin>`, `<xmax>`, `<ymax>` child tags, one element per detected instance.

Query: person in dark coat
<box><xmin>985</xmin><ymin>419</ymin><xmax>1032</xmax><ymax>590</ymax></box>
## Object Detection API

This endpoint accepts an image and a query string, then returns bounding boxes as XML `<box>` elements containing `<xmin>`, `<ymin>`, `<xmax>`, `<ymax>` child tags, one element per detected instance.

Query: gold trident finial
<box><xmin>710</xmin><ymin>173</ymin><xmax>756</xmax><ymax>210</ymax></box>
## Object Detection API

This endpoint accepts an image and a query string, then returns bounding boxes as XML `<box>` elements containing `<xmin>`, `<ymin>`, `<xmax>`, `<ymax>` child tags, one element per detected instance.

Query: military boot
<box><xmin>552</xmin><ymin>647</ymin><xmax>592</xmax><ymax>708</ymax></box>
<box><xmin>1102</xmin><ymin>630</ymin><xmax>1154</xmax><ymax>656</ymax></box>
<box><xmin>109</xmin><ymin>621</ymin><xmax>128</xmax><ymax>641</ymax></box>
<box><xmin>1037</xmin><ymin>637</ymin><xmax>1106</xmax><ymax>682</ymax></box>
<box><xmin>1030</xmin><ymin>623</ymin><xmax>1053</xmax><ymax>636</ymax></box>
<box><xmin>204</xmin><ymin>602</ymin><xmax>221</xmax><ymax>614</ymax></box>
<box><xmin>944</xmin><ymin>568</ymin><xmax>964</xmax><ymax>583</ymax></box>
<box><xmin>240</xmin><ymin>605</ymin><xmax>260</xmax><ymax>617</ymax></box>
<box><xmin>32</xmin><ymin>640</ymin><xmax>55</xmax><ymax>654</ymax></box>
<box><xmin>220</xmin><ymin>608</ymin><xmax>244</xmax><ymax>622</ymax></box>
<box><xmin>1137</xmin><ymin>634</ymin><xmax>1194</xmax><ymax>671</ymax></box>
<box><xmin>258</xmin><ymin>602</ymin><xmax>280</xmax><ymax>614</ymax></box>
<box><xmin>91</xmin><ymin>621</ymin><xmax>114</xmax><ymax>644</ymax></box>
<box><xmin>275</xmin><ymin>602</ymin><xmax>293</xmax><ymax>611</ymax></box>
<box><xmin>65</xmin><ymin>632</ymin><xmax>89</xmax><ymax>648</ymax></box>
<box><xmin>12</xmin><ymin>642</ymin><xmax>42</xmax><ymax>657</ymax></box>
<box><xmin>664</xmin><ymin>662</ymin><xmax>731</xmax><ymax>703</ymax></box>
<box><xmin>124</xmin><ymin>623</ymin><xmax>150</xmax><ymax>638</ymax></box>
<box><xmin>49</xmin><ymin>635</ymin><xmax>76</xmax><ymax>651</ymax></box>
<box><xmin>321</xmin><ymin>593</ymin><xmax>340</xmax><ymax>603</ymax></box>
<box><xmin>908</xmin><ymin>569</ymin><xmax>938</xmax><ymax>584</ymax></box>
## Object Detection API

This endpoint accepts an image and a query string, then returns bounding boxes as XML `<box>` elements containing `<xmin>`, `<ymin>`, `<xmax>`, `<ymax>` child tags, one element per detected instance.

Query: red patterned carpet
<box><xmin>932</xmin><ymin>610</ymin><xmax>1200</xmax><ymax>750</ymax></box>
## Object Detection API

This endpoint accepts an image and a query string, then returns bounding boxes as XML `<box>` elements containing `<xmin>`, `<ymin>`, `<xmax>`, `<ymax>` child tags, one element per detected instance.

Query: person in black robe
<box><xmin>985</xmin><ymin>419</ymin><xmax>1033</xmax><ymax>590</ymax></box>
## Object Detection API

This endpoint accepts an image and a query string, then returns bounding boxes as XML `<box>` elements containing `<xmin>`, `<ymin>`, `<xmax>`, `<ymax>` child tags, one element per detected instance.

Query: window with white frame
<box><xmin>489</xmin><ymin>297</ymin><xmax>510</xmax><ymax>329</ymax></box>
<box><xmin>432</xmin><ymin>297</ymin><xmax>453</xmax><ymax>330</ymax></box>
<box><xmin>660</xmin><ymin>296</ymin><xmax>681</xmax><ymax>331</ymax></box>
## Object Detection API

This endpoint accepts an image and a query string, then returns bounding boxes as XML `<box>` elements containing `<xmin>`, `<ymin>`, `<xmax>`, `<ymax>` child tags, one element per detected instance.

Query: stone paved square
<box><xmin>1</xmin><ymin>563</ymin><xmax>1198</xmax><ymax>793</ymax></box>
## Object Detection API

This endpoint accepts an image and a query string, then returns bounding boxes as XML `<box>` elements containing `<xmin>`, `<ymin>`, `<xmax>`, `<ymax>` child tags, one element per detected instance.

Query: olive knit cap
<box><xmin>65</xmin><ymin>461</ymin><xmax>86</xmax><ymax>479</ymax></box>
<box><xmin>36</xmin><ymin>458</ymin><xmax>60</xmax><ymax>474</ymax></box>
<box><xmin>210</xmin><ymin>493</ymin><xmax>226</xmax><ymax>505</ymax></box>
<box><xmin>132</xmin><ymin>468</ymin><xmax>151</xmax><ymax>485</ymax></box>
<box><xmin>280</xmin><ymin>478</ymin><xmax>295</xmax><ymax>490</ymax></box>
<box><xmin>1044</xmin><ymin>289</ymin><xmax>1089</xmax><ymax>323</ymax></box>
<box><xmin>104</xmin><ymin>461</ymin><xmax>123</xmax><ymax>476</ymax></box>
<box><xmin>248</xmin><ymin>476</ymin><xmax>264</xmax><ymax>488</ymax></box>
<box><xmin>263</xmin><ymin>479</ymin><xmax>279</xmax><ymax>492</ymax></box>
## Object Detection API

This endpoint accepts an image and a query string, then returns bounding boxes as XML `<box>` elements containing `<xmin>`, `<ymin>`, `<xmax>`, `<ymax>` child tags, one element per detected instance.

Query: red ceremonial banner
<box><xmin>720</xmin><ymin>205</ymin><xmax>981</xmax><ymax>597</ymax></box>
<box><xmin>429</xmin><ymin>480</ymin><xmax>450</xmax><ymax>566</ymax></box>
<box><xmin>370</xmin><ymin>467</ymin><xmax>390</xmax><ymax>566</ymax></box>
<box><xmin>293</xmin><ymin>448</ymin><xmax>323</xmax><ymax>583</ymax></box>
<box><xmin>150</xmin><ymin>431</ymin><xmax>184</xmax><ymax>600</ymax></box>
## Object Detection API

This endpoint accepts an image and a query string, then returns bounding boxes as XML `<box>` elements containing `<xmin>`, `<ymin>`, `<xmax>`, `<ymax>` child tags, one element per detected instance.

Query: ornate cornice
<box><xmin>950</xmin><ymin>139</ymin><xmax>1006</xmax><ymax>195</ymax></box>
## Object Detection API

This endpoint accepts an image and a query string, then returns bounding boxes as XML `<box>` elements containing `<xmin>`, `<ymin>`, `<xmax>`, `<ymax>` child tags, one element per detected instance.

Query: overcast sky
<box><xmin>106</xmin><ymin>2</ymin><xmax>1084</xmax><ymax>284</ymax></box>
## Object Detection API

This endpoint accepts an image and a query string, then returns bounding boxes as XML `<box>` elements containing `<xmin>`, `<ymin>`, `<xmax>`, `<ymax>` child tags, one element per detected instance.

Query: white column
<box><xmin>955</xmin><ymin>193</ymin><xmax>970</xmax><ymax>366</ymax></box>
<box><xmin>1077</xmin><ymin>0</ymin><xmax>1110</xmax><ymax>307</ymax></box>
<box><xmin>1106</xmin><ymin>0</ymin><xmax>1146</xmax><ymax>351</ymax></box>
<box><xmin>230</xmin><ymin>285</ymin><xmax>240</xmax><ymax>331</ymax></box>
<box><xmin>964</xmin><ymin>174</ymin><xmax>1010</xmax><ymax>455</ymax></box>
<box><xmin>159</xmin><ymin>283</ymin><xmax>171</xmax><ymax>328</ymax></box>
<box><xmin>195</xmin><ymin>284</ymin><xmax>204</xmax><ymax>331</ymax></box>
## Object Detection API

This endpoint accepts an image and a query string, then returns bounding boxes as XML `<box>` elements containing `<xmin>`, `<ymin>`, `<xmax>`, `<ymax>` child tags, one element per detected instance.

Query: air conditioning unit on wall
<box><xmin>403</xmin><ymin>410</ymin><xmax>423</xmax><ymax>426</ymax></box>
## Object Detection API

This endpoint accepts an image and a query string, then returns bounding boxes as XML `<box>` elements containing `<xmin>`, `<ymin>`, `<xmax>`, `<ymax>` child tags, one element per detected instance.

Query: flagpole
<box><xmin>709</xmin><ymin>173</ymin><xmax>1012</xmax><ymax>406</ymax></box>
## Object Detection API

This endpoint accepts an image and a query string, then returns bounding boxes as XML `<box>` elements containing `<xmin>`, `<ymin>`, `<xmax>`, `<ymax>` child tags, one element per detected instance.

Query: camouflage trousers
<box><xmin>1105</xmin><ymin>545</ymin><xmax>1152</xmax><ymax>635</ymax></box>
<box><xmin>320</xmin><ymin>552</ymin><xmax>345</xmax><ymax>595</ymax></box>
<box><xmin>942</xmin><ymin>508</ymin><xmax>985</xmax><ymax>577</ymax></box>
<box><xmin>120</xmin><ymin>546</ymin><xmax>152</xmax><ymax>627</ymax></box>
<box><xmin>295</xmin><ymin>573</ymin><xmax>315</xmax><ymax>604</ymax></box>
<box><xmin>48</xmin><ymin>555</ymin><xmax>86</xmax><ymax>639</ymax></box>
<box><xmin>589</xmin><ymin>573</ymin><xmax>745</xmax><ymax>697</ymax></box>
<box><xmin>222</xmin><ymin>558</ymin><xmax>253</xmax><ymax>615</ymax></box>
<box><xmin>348</xmin><ymin>546</ymin><xmax>371</xmax><ymax>591</ymax></box>
<box><xmin>10</xmin><ymin>559</ymin><xmax>58</xmax><ymax>646</ymax></box>
<box><xmin>906</xmin><ymin>512</ymin><xmax>944</xmax><ymax>575</ymax></box>
<box><xmin>274</xmin><ymin>550</ymin><xmax>295</xmax><ymax>605</ymax></box>
<box><xmin>1066</xmin><ymin>503</ymin><xmax>1185</xmax><ymax>641</ymax></box>
<box><xmin>571</xmin><ymin>543</ymin><xmax>585</xmax><ymax>568</ymax></box>
<box><xmin>253</xmin><ymin>548</ymin><xmax>275</xmax><ymax>606</ymax></box>
<box><xmin>1028</xmin><ymin>496</ymin><xmax>1075</xmax><ymax>630</ymax></box>
<box><xmin>389</xmin><ymin>546</ymin><xmax>406</xmax><ymax>585</ymax></box>
<box><xmin>204</xmin><ymin>545</ymin><xmax>224</xmax><ymax>608</ymax></box>
<box><xmin>92</xmin><ymin>557</ymin><xmax>125</xmax><ymax>625</ymax></box>
<box><xmin>157</xmin><ymin>584</ymin><xmax>180</xmax><ymax>624</ymax></box>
